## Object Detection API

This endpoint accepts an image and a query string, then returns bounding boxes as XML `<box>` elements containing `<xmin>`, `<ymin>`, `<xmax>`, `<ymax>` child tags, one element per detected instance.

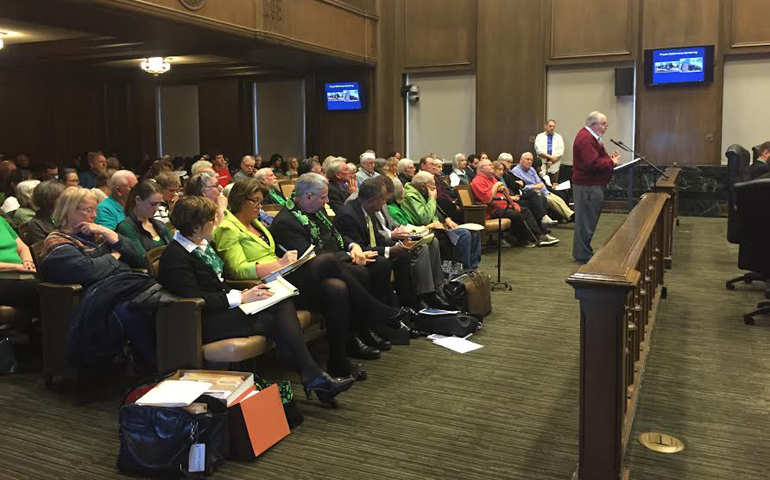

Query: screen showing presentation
<box><xmin>648</xmin><ymin>46</ymin><xmax>711</xmax><ymax>85</ymax></box>
<box><xmin>325</xmin><ymin>82</ymin><xmax>362</xmax><ymax>110</ymax></box>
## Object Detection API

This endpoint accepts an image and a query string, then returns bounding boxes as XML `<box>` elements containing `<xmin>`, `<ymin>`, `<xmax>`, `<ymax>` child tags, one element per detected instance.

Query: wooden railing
<box><xmin>653</xmin><ymin>167</ymin><xmax>681</xmax><ymax>268</ymax></box>
<box><xmin>567</xmin><ymin>191</ymin><xmax>676</xmax><ymax>480</ymax></box>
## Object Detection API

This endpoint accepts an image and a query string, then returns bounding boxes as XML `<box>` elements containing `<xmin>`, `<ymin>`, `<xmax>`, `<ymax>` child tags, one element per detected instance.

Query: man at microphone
<box><xmin>571</xmin><ymin>111</ymin><xmax>620</xmax><ymax>263</ymax></box>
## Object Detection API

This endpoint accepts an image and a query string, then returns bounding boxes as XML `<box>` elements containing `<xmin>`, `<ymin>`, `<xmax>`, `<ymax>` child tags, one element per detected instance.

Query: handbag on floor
<box><xmin>443</xmin><ymin>270</ymin><xmax>492</xmax><ymax>317</ymax></box>
<box><xmin>412</xmin><ymin>312</ymin><xmax>481</xmax><ymax>337</ymax></box>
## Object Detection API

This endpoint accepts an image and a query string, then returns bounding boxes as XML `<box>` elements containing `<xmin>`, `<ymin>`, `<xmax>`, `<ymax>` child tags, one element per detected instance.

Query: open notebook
<box><xmin>239</xmin><ymin>276</ymin><xmax>300</xmax><ymax>315</ymax></box>
<box><xmin>263</xmin><ymin>245</ymin><xmax>315</xmax><ymax>283</ymax></box>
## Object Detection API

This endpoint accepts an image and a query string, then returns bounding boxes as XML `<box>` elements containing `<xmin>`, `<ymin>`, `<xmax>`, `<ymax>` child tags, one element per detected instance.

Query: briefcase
<box><xmin>444</xmin><ymin>270</ymin><xmax>492</xmax><ymax>318</ymax></box>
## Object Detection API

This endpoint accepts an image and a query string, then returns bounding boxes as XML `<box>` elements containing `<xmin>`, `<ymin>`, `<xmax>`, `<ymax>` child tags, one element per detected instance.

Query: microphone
<box><xmin>610</xmin><ymin>139</ymin><xmax>630</xmax><ymax>152</ymax></box>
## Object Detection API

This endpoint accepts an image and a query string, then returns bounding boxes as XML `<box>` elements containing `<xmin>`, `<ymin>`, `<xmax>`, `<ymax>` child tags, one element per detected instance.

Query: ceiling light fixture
<box><xmin>141</xmin><ymin>57</ymin><xmax>171</xmax><ymax>75</ymax></box>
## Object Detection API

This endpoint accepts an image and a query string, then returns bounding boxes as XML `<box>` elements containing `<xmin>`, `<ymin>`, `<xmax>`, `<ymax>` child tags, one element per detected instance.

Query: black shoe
<box><xmin>433</xmin><ymin>289</ymin><xmax>455</xmax><ymax>310</ymax></box>
<box><xmin>347</xmin><ymin>336</ymin><xmax>381</xmax><ymax>360</ymax></box>
<box><xmin>415</xmin><ymin>298</ymin><xmax>432</xmax><ymax>312</ymax></box>
<box><xmin>303</xmin><ymin>373</ymin><xmax>355</xmax><ymax>408</ymax></box>
<box><xmin>361</xmin><ymin>328</ymin><xmax>392</xmax><ymax>351</ymax></box>
<box><xmin>385</xmin><ymin>307</ymin><xmax>415</xmax><ymax>328</ymax></box>
<box><xmin>328</xmin><ymin>359</ymin><xmax>367</xmax><ymax>381</ymax></box>
<box><xmin>426</xmin><ymin>292</ymin><xmax>453</xmax><ymax>310</ymax></box>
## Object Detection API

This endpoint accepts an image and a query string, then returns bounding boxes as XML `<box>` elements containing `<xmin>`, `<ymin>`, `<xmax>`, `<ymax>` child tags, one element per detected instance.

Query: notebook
<box><xmin>135</xmin><ymin>380</ymin><xmax>212</xmax><ymax>407</ymax></box>
<box><xmin>239</xmin><ymin>276</ymin><xmax>300</xmax><ymax>315</ymax></box>
<box><xmin>263</xmin><ymin>244</ymin><xmax>315</xmax><ymax>283</ymax></box>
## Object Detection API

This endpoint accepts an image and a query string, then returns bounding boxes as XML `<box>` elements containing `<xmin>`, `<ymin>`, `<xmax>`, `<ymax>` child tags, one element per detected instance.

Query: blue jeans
<box><xmin>453</xmin><ymin>228</ymin><xmax>482</xmax><ymax>270</ymax></box>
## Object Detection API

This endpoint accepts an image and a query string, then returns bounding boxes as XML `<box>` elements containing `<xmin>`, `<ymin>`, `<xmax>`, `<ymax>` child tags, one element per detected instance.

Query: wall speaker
<box><xmin>615</xmin><ymin>67</ymin><xmax>634</xmax><ymax>96</ymax></box>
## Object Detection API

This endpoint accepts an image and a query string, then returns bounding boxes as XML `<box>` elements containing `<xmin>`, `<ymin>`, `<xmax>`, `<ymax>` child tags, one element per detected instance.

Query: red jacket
<box><xmin>571</xmin><ymin>127</ymin><xmax>615</xmax><ymax>186</ymax></box>
<box><xmin>470</xmin><ymin>173</ymin><xmax>520</xmax><ymax>219</ymax></box>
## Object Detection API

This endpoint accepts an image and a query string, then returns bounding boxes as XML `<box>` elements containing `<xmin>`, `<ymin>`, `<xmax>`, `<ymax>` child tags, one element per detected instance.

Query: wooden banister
<box><xmin>567</xmin><ymin>192</ymin><xmax>674</xmax><ymax>480</ymax></box>
<box><xmin>653</xmin><ymin>167</ymin><xmax>681</xmax><ymax>268</ymax></box>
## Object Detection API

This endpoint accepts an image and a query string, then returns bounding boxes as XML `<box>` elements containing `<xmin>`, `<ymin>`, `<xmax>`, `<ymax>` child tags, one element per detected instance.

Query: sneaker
<box><xmin>500</xmin><ymin>239</ymin><xmax>513</xmax><ymax>247</ymax></box>
<box><xmin>537</xmin><ymin>234</ymin><xmax>559</xmax><ymax>246</ymax></box>
<box><xmin>519</xmin><ymin>241</ymin><xmax>537</xmax><ymax>248</ymax></box>
<box><xmin>541</xmin><ymin>215</ymin><xmax>558</xmax><ymax>226</ymax></box>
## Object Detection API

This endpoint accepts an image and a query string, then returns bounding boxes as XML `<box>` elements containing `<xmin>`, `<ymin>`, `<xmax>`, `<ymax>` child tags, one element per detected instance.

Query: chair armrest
<box><xmin>461</xmin><ymin>205</ymin><xmax>488</xmax><ymax>226</ymax></box>
<box><xmin>132</xmin><ymin>268</ymin><xmax>149</xmax><ymax>275</ymax></box>
<box><xmin>38</xmin><ymin>282</ymin><xmax>83</xmax><ymax>377</ymax></box>
<box><xmin>155</xmin><ymin>298</ymin><xmax>205</xmax><ymax>372</ymax></box>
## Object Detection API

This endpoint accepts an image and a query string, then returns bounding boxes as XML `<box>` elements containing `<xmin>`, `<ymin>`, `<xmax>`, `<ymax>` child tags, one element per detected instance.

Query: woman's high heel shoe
<box><xmin>303</xmin><ymin>373</ymin><xmax>355</xmax><ymax>408</ymax></box>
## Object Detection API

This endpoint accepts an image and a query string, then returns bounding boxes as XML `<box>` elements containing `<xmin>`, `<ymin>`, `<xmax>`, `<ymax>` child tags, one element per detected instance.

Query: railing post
<box><xmin>573</xmin><ymin>285</ymin><xmax>634</xmax><ymax>480</ymax></box>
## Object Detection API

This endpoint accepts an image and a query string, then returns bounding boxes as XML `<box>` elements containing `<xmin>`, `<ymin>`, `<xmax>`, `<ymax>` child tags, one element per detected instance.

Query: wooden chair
<box><xmin>455</xmin><ymin>185</ymin><xmax>511</xmax><ymax>246</ymax></box>
<box><xmin>279</xmin><ymin>182</ymin><xmax>295</xmax><ymax>199</ymax></box>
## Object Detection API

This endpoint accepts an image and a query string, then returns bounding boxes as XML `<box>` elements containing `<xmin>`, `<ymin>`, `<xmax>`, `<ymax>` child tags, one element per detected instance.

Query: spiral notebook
<box><xmin>238</xmin><ymin>276</ymin><xmax>299</xmax><ymax>315</ymax></box>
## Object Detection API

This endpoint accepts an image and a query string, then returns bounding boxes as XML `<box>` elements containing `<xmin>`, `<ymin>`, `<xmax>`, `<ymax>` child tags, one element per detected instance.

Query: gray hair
<box><xmin>324</xmin><ymin>158</ymin><xmax>347</xmax><ymax>178</ymax></box>
<box><xmin>585</xmin><ymin>111</ymin><xmax>606</xmax><ymax>126</ymax></box>
<box><xmin>241</xmin><ymin>155</ymin><xmax>255</xmax><ymax>164</ymax></box>
<box><xmin>254</xmin><ymin>167</ymin><xmax>273</xmax><ymax>183</ymax></box>
<box><xmin>397</xmin><ymin>158</ymin><xmax>415</xmax><ymax>174</ymax></box>
<box><xmin>392</xmin><ymin>178</ymin><xmax>405</xmax><ymax>202</ymax></box>
<box><xmin>346</xmin><ymin>163</ymin><xmax>357</xmax><ymax>173</ymax></box>
<box><xmin>190</xmin><ymin>159</ymin><xmax>214</xmax><ymax>175</ymax></box>
<box><xmin>453</xmin><ymin>153</ymin><xmax>466</xmax><ymax>169</ymax></box>
<box><xmin>411</xmin><ymin>171</ymin><xmax>435</xmax><ymax>188</ymax></box>
<box><xmin>108</xmin><ymin>170</ymin><xmax>136</xmax><ymax>190</ymax></box>
<box><xmin>16</xmin><ymin>180</ymin><xmax>40</xmax><ymax>208</ymax></box>
<box><xmin>294</xmin><ymin>173</ymin><xmax>328</xmax><ymax>197</ymax></box>
<box><xmin>185</xmin><ymin>171</ymin><xmax>217</xmax><ymax>197</ymax></box>
<box><xmin>497</xmin><ymin>153</ymin><xmax>514</xmax><ymax>163</ymax></box>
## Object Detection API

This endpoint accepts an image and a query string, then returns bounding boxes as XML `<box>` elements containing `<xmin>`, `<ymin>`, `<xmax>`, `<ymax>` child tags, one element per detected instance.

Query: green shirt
<box><xmin>387</xmin><ymin>202</ymin><xmax>413</xmax><ymax>226</ymax></box>
<box><xmin>401</xmin><ymin>183</ymin><xmax>439</xmax><ymax>226</ymax></box>
<box><xmin>0</xmin><ymin>217</ymin><xmax>22</xmax><ymax>264</ymax></box>
<box><xmin>212</xmin><ymin>210</ymin><xmax>278</xmax><ymax>280</ymax></box>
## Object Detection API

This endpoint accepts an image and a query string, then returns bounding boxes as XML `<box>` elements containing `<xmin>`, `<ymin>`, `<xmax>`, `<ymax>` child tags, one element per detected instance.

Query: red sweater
<box><xmin>571</xmin><ymin>127</ymin><xmax>615</xmax><ymax>186</ymax></box>
<box><xmin>214</xmin><ymin>166</ymin><xmax>232</xmax><ymax>187</ymax></box>
<box><xmin>470</xmin><ymin>174</ymin><xmax>520</xmax><ymax>219</ymax></box>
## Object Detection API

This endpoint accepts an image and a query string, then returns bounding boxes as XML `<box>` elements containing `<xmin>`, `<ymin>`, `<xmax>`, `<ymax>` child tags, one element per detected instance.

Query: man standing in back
<box><xmin>572</xmin><ymin>111</ymin><xmax>620</xmax><ymax>264</ymax></box>
<box><xmin>534</xmin><ymin>119</ymin><xmax>565</xmax><ymax>182</ymax></box>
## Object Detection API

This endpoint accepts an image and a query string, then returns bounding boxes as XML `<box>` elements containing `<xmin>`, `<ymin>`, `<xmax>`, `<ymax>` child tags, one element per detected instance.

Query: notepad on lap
<box><xmin>263</xmin><ymin>245</ymin><xmax>315</xmax><ymax>283</ymax></box>
<box><xmin>239</xmin><ymin>276</ymin><xmax>300</xmax><ymax>315</ymax></box>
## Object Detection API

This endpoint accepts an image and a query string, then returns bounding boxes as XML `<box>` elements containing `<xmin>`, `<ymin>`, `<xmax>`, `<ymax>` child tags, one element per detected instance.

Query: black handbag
<box><xmin>443</xmin><ymin>270</ymin><xmax>492</xmax><ymax>317</ymax></box>
<box><xmin>117</xmin><ymin>395</ymin><xmax>230</xmax><ymax>477</ymax></box>
<box><xmin>412</xmin><ymin>312</ymin><xmax>481</xmax><ymax>337</ymax></box>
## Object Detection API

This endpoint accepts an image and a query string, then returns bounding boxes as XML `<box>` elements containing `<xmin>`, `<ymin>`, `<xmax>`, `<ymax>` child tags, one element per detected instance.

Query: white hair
<box><xmin>108</xmin><ymin>170</ymin><xmax>136</xmax><ymax>190</ymax></box>
<box><xmin>16</xmin><ymin>180</ymin><xmax>40</xmax><ymax>208</ymax></box>
<box><xmin>453</xmin><ymin>153</ymin><xmax>466</xmax><ymax>169</ymax></box>
<box><xmin>392</xmin><ymin>178</ymin><xmax>405</xmax><ymax>202</ymax></box>
<box><xmin>346</xmin><ymin>163</ymin><xmax>357</xmax><ymax>173</ymax></box>
<box><xmin>324</xmin><ymin>158</ymin><xmax>347</xmax><ymax>178</ymax></box>
<box><xmin>295</xmin><ymin>172</ymin><xmax>328</xmax><ymax>197</ymax></box>
<box><xmin>411</xmin><ymin>171</ymin><xmax>435</xmax><ymax>188</ymax></box>
<box><xmin>191</xmin><ymin>159</ymin><xmax>214</xmax><ymax>175</ymax></box>
<box><xmin>585</xmin><ymin>111</ymin><xmax>606</xmax><ymax>126</ymax></box>
<box><xmin>397</xmin><ymin>158</ymin><xmax>415</xmax><ymax>174</ymax></box>
<box><xmin>497</xmin><ymin>153</ymin><xmax>514</xmax><ymax>163</ymax></box>
<box><xmin>254</xmin><ymin>167</ymin><xmax>273</xmax><ymax>183</ymax></box>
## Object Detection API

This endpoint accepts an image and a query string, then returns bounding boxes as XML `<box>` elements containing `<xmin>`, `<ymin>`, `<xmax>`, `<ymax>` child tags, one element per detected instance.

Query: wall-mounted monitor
<box><xmin>324</xmin><ymin>82</ymin><xmax>363</xmax><ymax>110</ymax></box>
<box><xmin>644</xmin><ymin>45</ymin><xmax>714</xmax><ymax>86</ymax></box>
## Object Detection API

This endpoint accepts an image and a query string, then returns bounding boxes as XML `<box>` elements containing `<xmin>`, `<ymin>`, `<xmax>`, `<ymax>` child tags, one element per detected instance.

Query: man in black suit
<box><xmin>749</xmin><ymin>141</ymin><xmax>770</xmax><ymax>180</ymax></box>
<box><xmin>270</xmin><ymin>173</ymin><xmax>400</xmax><ymax>358</ymax></box>
<box><xmin>324</xmin><ymin>157</ymin><xmax>351</xmax><ymax>214</ymax></box>
<box><xmin>335</xmin><ymin>178</ymin><xmax>449</xmax><ymax>310</ymax></box>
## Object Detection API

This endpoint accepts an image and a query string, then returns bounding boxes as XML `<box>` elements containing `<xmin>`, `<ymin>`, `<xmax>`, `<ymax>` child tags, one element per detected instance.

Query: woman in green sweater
<box><xmin>116</xmin><ymin>180</ymin><xmax>172</xmax><ymax>261</ymax></box>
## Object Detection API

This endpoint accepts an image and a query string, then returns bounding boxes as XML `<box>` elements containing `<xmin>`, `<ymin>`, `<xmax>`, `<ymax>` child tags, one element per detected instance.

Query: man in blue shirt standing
<box><xmin>534</xmin><ymin>119</ymin><xmax>565</xmax><ymax>182</ymax></box>
<box><xmin>95</xmin><ymin>170</ymin><xmax>138</xmax><ymax>230</ymax></box>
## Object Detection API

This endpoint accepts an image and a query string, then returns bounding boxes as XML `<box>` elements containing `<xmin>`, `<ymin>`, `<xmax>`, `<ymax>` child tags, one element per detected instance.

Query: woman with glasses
<box><xmin>185</xmin><ymin>172</ymin><xmax>227</xmax><ymax>226</ymax></box>
<box><xmin>116</xmin><ymin>180</ymin><xmax>172</xmax><ymax>260</ymax></box>
<box><xmin>153</xmin><ymin>171</ymin><xmax>181</xmax><ymax>225</ymax></box>
<box><xmin>159</xmin><ymin>195</ymin><xmax>354</xmax><ymax>407</ymax></box>
<box><xmin>39</xmin><ymin>187</ymin><xmax>144</xmax><ymax>288</ymax></box>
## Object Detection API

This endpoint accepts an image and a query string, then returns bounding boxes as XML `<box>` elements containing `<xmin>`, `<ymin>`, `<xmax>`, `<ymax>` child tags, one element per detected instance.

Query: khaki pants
<box><xmin>545</xmin><ymin>193</ymin><xmax>574</xmax><ymax>220</ymax></box>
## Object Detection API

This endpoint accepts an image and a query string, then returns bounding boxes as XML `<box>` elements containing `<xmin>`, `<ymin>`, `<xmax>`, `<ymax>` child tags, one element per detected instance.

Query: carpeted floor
<box><xmin>0</xmin><ymin>214</ymin><xmax>767</xmax><ymax>479</ymax></box>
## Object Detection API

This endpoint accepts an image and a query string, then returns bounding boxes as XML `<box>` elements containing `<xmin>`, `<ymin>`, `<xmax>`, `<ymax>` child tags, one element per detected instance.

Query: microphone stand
<box><xmin>491</xmin><ymin>194</ymin><xmax>513</xmax><ymax>292</ymax></box>
<box><xmin>610</xmin><ymin>139</ymin><xmax>668</xmax><ymax>211</ymax></box>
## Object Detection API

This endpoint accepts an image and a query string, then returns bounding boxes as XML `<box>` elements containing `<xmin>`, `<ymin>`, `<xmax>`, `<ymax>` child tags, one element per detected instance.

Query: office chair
<box><xmin>724</xmin><ymin>145</ymin><xmax>765</xmax><ymax>291</ymax></box>
<box><xmin>733</xmin><ymin>178</ymin><xmax>770</xmax><ymax>324</ymax></box>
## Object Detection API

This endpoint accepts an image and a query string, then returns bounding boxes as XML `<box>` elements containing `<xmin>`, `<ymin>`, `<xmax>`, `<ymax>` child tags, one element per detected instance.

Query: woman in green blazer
<box><xmin>116</xmin><ymin>180</ymin><xmax>172</xmax><ymax>261</ymax></box>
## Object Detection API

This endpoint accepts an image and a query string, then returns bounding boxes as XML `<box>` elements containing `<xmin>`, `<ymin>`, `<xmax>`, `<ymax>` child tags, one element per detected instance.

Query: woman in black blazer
<box><xmin>158</xmin><ymin>195</ymin><xmax>354</xmax><ymax>407</ymax></box>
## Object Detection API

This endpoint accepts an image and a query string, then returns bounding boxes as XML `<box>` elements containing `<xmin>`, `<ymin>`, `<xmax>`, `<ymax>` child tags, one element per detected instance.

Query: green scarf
<box><xmin>285</xmin><ymin>191</ymin><xmax>344</xmax><ymax>251</ymax></box>
<box><xmin>269</xmin><ymin>189</ymin><xmax>286</xmax><ymax>206</ymax></box>
<box><xmin>192</xmin><ymin>242</ymin><xmax>224</xmax><ymax>277</ymax></box>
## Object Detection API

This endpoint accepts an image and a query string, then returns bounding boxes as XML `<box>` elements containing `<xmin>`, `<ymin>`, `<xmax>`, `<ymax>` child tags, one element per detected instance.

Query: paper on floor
<box><xmin>432</xmin><ymin>336</ymin><xmax>483</xmax><ymax>353</ymax></box>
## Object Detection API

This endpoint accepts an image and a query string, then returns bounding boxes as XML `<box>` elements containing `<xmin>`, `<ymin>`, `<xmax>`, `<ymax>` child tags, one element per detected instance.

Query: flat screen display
<box><xmin>645</xmin><ymin>45</ymin><xmax>714</xmax><ymax>86</ymax></box>
<box><xmin>324</xmin><ymin>82</ymin><xmax>362</xmax><ymax>110</ymax></box>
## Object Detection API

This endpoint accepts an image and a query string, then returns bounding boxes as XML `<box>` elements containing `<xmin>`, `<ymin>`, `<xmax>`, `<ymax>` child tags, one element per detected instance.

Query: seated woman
<box><xmin>213</xmin><ymin>179</ymin><xmax>410</xmax><ymax>378</ymax></box>
<box><xmin>116</xmin><ymin>180</ymin><xmax>172</xmax><ymax>260</ymax></box>
<box><xmin>0</xmin><ymin>214</ymin><xmax>39</xmax><ymax>321</ymax></box>
<box><xmin>10</xmin><ymin>180</ymin><xmax>40</xmax><ymax>229</ymax></box>
<box><xmin>153</xmin><ymin>171</ymin><xmax>181</xmax><ymax>224</ymax></box>
<box><xmin>185</xmin><ymin>172</ymin><xmax>227</xmax><ymax>226</ymax></box>
<box><xmin>59</xmin><ymin>168</ymin><xmax>80</xmax><ymax>188</ymax></box>
<box><xmin>159</xmin><ymin>195</ymin><xmax>354</xmax><ymax>406</ymax></box>
<box><xmin>298</xmin><ymin>158</ymin><xmax>322</xmax><ymax>176</ymax></box>
<box><xmin>39</xmin><ymin>187</ymin><xmax>145</xmax><ymax>288</ymax></box>
<box><xmin>285</xmin><ymin>156</ymin><xmax>299</xmax><ymax>177</ymax></box>
<box><xmin>25</xmin><ymin>180</ymin><xmax>65</xmax><ymax>245</ymax></box>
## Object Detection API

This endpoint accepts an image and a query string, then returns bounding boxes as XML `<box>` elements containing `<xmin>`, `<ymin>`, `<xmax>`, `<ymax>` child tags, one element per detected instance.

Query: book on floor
<box><xmin>135</xmin><ymin>380</ymin><xmax>213</xmax><ymax>407</ymax></box>
<box><xmin>177</xmin><ymin>370</ymin><xmax>255</xmax><ymax>407</ymax></box>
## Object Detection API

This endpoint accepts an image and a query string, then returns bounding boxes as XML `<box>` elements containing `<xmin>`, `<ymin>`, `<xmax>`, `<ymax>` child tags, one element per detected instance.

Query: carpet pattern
<box><xmin>0</xmin><ymin>215</ymin><xmax>766</xmax><ymax>479</ymax></box>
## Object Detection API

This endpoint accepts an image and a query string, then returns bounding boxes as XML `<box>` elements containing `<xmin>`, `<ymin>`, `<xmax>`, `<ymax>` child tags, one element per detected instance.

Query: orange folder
<box><xmin>229</xmin><ymin>383</ymin><xmax>290</xmax><ymax>458</ymax></box>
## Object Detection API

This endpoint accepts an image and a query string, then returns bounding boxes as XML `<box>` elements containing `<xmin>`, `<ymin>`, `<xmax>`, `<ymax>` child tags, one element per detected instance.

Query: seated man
<box><xmin>471</xmin><ymin>159</ymin><xmax>558</xmax><ymax>247</ymax></box>
<box><xmin>512</xmin><ymin>152</ymin><xmax>574</xmax><ymax>222</ymax></box>
<box><xmin>402</xmin><ymin>171</ymin><xmax>482</xmax><ymax>269</ymax></box>
<box><xmin>94</xmin><ymin>170</ymin><xmax>138</xmax><ymax>230</ymax></box>
<box><xmin>749</xmin><ymin>141</ymin><xmax>770</xmax><ymax>180</ymax></box>
<box><xmin>498</xmin><ymin>154</ymin><xmax>555</xmax><ymax>228</ymax></box>
<box><xmin>356</xmin><ymin>151</ymin><xmax>380</xmax><ymax>188</ymax></box>
<box><xmin>233</xmin><ymin>155</ymin><xmax>257</xmax><ymax>181</ymax></box>
<box><xmin>256</xmin><ymin>167</ymin><xmax>286</xmax><ymax>206</ymax></box>
<box><xmin>324</xmin><ymin>157</ymin><xmax>352</xmax><ymax>214</ymax></box>
<box><xmin>336</xmin><ymin>177</ymin><xmax>449</xmax><ymax>310</ymax></box>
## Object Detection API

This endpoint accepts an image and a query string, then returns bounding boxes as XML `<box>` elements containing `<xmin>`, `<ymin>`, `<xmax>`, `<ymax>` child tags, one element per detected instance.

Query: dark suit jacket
<box><xmin>334</xmin><ymin>199</ymin><xmax>395</xmax><ymax>256</ymax></box>
<box><xmin>327</xmin><ymin>181</ymin><xmax>349</xmax><ymax>215</ymax></box>
<box><xmin>270</xmin><ymin>207</ymin><xmax>354</xmax><ymax>259</ymax></box>
<box><xmin>749</xmin><ymin>160</ymin><xmax>770</xmax><ymax>180</ymax></box>
<box><xmin>572</xmin><ymin>127</ymin><xmax>614</xmax><ymax>186</ymax></box>
<box><xmin>157</xmin><ymin>240</ymin><xmax>231</xmax><ymax>312</ymax></box>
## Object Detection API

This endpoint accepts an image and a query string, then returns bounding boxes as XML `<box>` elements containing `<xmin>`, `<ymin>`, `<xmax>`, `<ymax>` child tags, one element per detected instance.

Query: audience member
<box><xmin>450</xmin><ymin>153</ymin><xmax>470</xmax><ymax>186</ymax></box>
<box><xmin>210</xmin><ymin>152</ymin><xmax>232</xmax><ymax>187</ymax></box>
<box><xmin>185</xmin><ymin>172</ymin><xmax>228</xmax><ymax>226</ymax></box>
<box><xmin>106</xmin><ymin>156</ymin><xmax>121</xmax><ymax>171</ymax></box>
<box><xmin>25</xmin><ymin>180</ymin><xmax>64</xmax><ymax>245</ymax></box>
<box><xmin>154</xmin><ymin>171</ymin><xmax>181</xmax><ymax>225</ymax></box>
<box><xmin>286</xmin><ymin>157</ymin><xmax>299</xmax><ymax>177</ymax></box>
<box><xmin>470</xmin><ymin>159</ymin><xmax>558</xmax><ymax>247</ymax></box>
<box><xmin>78</xmin><ymin>152</ymin><xmax>107</xmax><ymax>189</ymax></box>
<box><xmin>465</xmin><ymin>154</ymin><xmax>479</xmax><ymax>182</ymax></box>
<box><xmin>269</xmin><ymin>153</ymin><xmax>284</xmax><ymax>174</ymax></box>
<box><xmin>298</xmin><ymin>158</ymin><xmax>322</xmax><ymax>176</ymax></box>
<box><xmin>60</xmin><ymin>168</ymin><xmax>80</xmax><ymax>188</ymax></box>
<box><xmin>387</xmin><ymin>178</ymin><xmax>413</xmax><ymax>226</ymax></box>
<box><xmin>95</xmin><ymin>170</ymin><xmax>138</xmax><ymax>230</ymax></box>
<box><xmin>92</xmin><ymin>168</ymin><xmax>115</xmax><ymax>203</ymax></box>
<box><xmin>39</xmin><ymin>163</ymin><xmax>59</xmax><ymax>182</ymax></box>
<box><xmin>0</xmin><ymin>214</ymin><xmax>38</xmax><ymax>321</ymax></box>
<box><xmin>425</xmin><ymin>156</ymin><xmax>464</xmax><ymax>224</ymax></box>
<box><xmin>159</xmin><ymin>195</ymin><xmax>355</xmax><ymax>406</ymax></box>
<box><xmin>116</xmin><ymin>180</ymin><xmax>172</xmax><ymax>259</ymax></box>
<box><xmin>0</xmin><ymin>160</ymin><xmax>18</xmax><ymax>205</ymax></box>
<box><xmin>10</xmin><ymin>180</ymin><xmax>40</xmax><ymax>228</ymax></box>
<box><xmin>190</xmin><ymin>159</ymin><xmax>215</xmax><ymax>175</ymax></box>
<box><xmin>749</xmin><ymin>141</ymin><xmax>770</xmax><ymax>180</ymax></box>
<box><xmin>388</xmin><ymin>151</ymin><xmax>402</xmax><ymax>161</ymax></box>
<box><xmin>256</xmin><ymin>167</ymin><xmax>286</xmax><ymax>206</ymax></box>
<box><xmin>534</xmin><ymin>119</ymin><xmax>565</xmax><ymax>182</ymax></box>
<box><xmin>356</xmin><ymin>151</ymin><xmax>379</xmax><ymax>188</ymax></box>
<box><xmin>497</xmin><ymin>153</ymin><xmax>554</xmax><ymax>228</ymax></box>
<box><xmin>40</xmin><ymin>187</ymin><xmax>144</xmax><ymax>287</ymax></box>
<box><xmin>382</xmin><ymin>157</ymin><xmax>398</xmax><ymax>179</ymax></box>
<box><xmin>233</xmin><ymin>155</ymin><xmax>257</xmax><ymax>181</ymax></box>
<box><xmin>325</xmin><ymin>157</ymin><xmax>352</xmax><ymax>214</ymax></box>
<box><xmin>513</xmin><ymin>152</ymin><xmax>574</xmax><ymax>222</ymax></box>
<box><xmin>402</xmin><ymin>171</ymin><xmax>481</xmax><ymax>269</ymax></box>
<box><xmin>396</xmin><ymin>158</ymin><xmax>416</xmax><ymax>185</ymax></box>
<box><xmin>2</xmin><ymin>169</ymin><xmax>33</xmax><ymax>215</ymax></box>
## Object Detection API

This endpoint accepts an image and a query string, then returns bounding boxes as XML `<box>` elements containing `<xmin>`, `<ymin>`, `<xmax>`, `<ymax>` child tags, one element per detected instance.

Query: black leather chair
<box><xmin>733</xmin><ymin>178</ymin><xmax>770</xmax><ymax>324</ymax></box>
<box><xmin>724</xmin><ymin>145</ymin><xmax>765</xmax><ymax>291</ymax></box>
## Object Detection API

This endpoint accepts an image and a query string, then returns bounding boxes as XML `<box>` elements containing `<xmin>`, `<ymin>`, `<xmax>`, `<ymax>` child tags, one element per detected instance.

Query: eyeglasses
<box><xmin>244</xmin><ymin>197</ymin><xmax>263</xmax><ymax>207</ymax></box>
<box><xmin>79</xmin><ymin>207</ymin><xmax>97</xmax><ymax>214</ymax></box>
<box><xmin>164</xmin><ymin>187</ymin><xmax>180</xmax><ymax>193</ymax></box>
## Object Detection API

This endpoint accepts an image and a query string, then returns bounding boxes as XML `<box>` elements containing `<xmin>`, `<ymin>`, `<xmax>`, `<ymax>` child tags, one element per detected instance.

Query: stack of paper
<box><xmin>136</xmin><ymin>380</ymin><xmax>213</xmax><ymax>407</ymax></box>
<box><xmin>178</xmin><ymin>371</ymin><xmax>255</xmax><ymax>407</ymax></box>
<box><xmin>429</xmin><ymin>333</ymin><xmax>483</xmax><ymax>354</ymax></box>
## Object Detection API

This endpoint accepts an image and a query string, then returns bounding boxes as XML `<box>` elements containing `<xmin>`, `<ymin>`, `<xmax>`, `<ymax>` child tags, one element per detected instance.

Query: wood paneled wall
<box><xmin>548</xmin><ymin>0</ymin><xmax>635</xmax><ymax>61</ymax></box>
<box><xmin>403</xmin><ymin>0</ymin><xmax>476</xmax><ymax>71</ymax></box>
<box><xmin>726</xmin><ymin>0</ymin><xmax>770</xmax><ymax>52</ymax></box>
<box><xmin>0</xmin><ymin>72</ymin><xmax>155</xmax><ymax>168</ymax></box>
<box><xmin>197</xmin><ymin>78</ymin><xmax>254</xmax><ymax>163</ymax></box>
